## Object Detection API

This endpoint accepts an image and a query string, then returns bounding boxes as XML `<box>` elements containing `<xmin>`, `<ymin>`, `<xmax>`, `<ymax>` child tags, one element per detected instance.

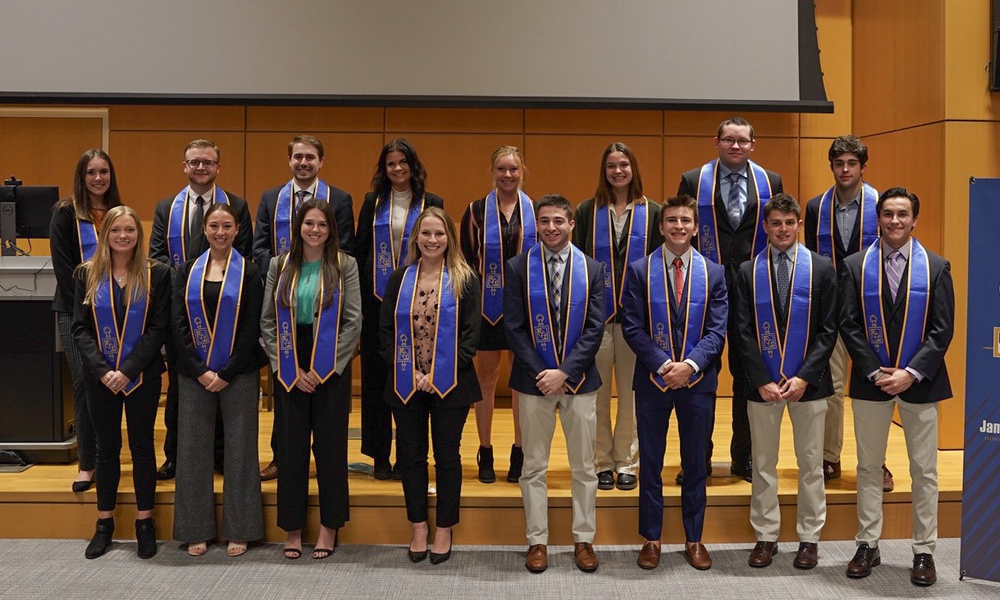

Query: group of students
<box><xmin>50</xmin><ymin>120</ymin><xmax>953</xmax><ymax>588</ymax></box>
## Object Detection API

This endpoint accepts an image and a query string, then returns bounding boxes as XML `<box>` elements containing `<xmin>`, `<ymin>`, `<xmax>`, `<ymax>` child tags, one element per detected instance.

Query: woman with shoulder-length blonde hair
<box><xmin>261</xmin><ymin>198</ymin><xmax>362</xmax><ymax>560</ymax></box>
<box><xmin>380</xmin><ymin>206</ymin><xmax>481</xmax><ymax>564</ymax></box>
<box><xmin>572</xmin><ymin>142</ymin><xmax>662</xmax><ymax>492</ymax></box>
<box><xmin>459</xmin><ymin>145</ymin><xmax>533</xmax><ymax>484</ymax></box>
<box><xmin>71</xmin><ymin>205</ymin><xmax>171</xmax><ymax>560</ymax></box>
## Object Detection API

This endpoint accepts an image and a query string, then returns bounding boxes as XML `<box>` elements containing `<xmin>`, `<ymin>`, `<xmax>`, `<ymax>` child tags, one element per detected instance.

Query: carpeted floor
<box><xmin>1</xmin><ymin>537</ymin><xmax>997</xmax><ymax>600</ymax></box>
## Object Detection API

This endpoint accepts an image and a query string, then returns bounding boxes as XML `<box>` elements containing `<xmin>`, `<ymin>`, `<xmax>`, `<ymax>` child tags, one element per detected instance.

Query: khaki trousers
<box><xmin>748</xmin><ymin>398</ymin><xmax>827</xmax><ymax>542</ymax></box>
<box><xmin>853</xmin><ymin>397</ymin><xmax>939</xmax><ymax>554</ymax></box>
<box><xmin>594</xmin><ymin>323</ymin><xmax>639</xmax><ymax>474</ymax></box>
<box><xmin>518</xmin><ymin>391</ymin><xmax>598</xmax><ymax>545</ymax></box>
<box><xmin>822</xmin><ymin>335</ymin><xmax>849</xmax><ymax>462</ymax></box>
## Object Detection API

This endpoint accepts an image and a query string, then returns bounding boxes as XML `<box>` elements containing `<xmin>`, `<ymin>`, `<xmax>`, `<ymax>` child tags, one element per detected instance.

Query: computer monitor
<box><xmin>0</xmin><ymin>184</ymin><xmax>59</xmax><ymax>256</ymax></box>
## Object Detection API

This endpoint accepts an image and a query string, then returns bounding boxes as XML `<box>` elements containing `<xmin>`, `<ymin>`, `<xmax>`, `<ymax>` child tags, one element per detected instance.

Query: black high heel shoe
<box><xmin>85</xmin><ymin>517</ymin><xmax>114</xmax><ymax>559</ymax></box>
<box><xmin>408</xmin><ymin>526</ymin><xmax>428</xmax><ymax>563</ymax></box>
<box><xmin>429</xmin><ymin>530</ymin><xmax>453</xmax><ymax>565</ymax></box>
<box><xmin>135</xmin><ymin>518</ymin><xmax>158</xmax><ymax>559</ymax></box>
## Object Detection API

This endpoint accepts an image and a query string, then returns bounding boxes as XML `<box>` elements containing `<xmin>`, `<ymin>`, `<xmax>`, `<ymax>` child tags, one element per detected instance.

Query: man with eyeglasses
<box><xmin>149</xmin><ymin>139</ymin><xmax>255</xmax><ymax>479</ymax></box>
<box><xmin>253</xmin><ymin>134</ymin><xmax>355</xmax><ymax>482</ymax></box>
<box><xmin>676</xmin><ymin>116</ymin><xmax>783</xmax><ymax>486</ymax></box>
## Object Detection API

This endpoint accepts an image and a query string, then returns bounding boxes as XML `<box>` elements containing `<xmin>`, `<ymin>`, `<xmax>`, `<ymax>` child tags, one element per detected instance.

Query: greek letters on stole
<box><xmin>593</xmin><ymin>201</ymin><xmax>648</xmax><ymax>322</ymax></box>
<box><xmin>861</xmin><ymin>239</ymin><xmax>930</xmax><ymax>368</ymax></box>
<box><xmin>696</xmin><ymin>159</ymin><xmax>772</xmax><ymax>263</ymax></box>
<box><xmin>166</xmin><ymin>186</ymin><xmax>231</xmax><ymax>267</ymax></box>
<box><xmin>76</xmin><ymin>218</ymin><xmax>99</xmax><ymax>262</ymax></box>
<box><xmin>272</xmin><ymin>180</ymin><xmax>331</xmax><ymax>255</ymax></box>
<box><xmin>184</xmin><ymin>248</ymin><xmax>245</xmax><ymax>372</ymax></box>
<box><xmin>646</xmin><ymin>247</ymin><xmax>708</xmax><ymax>391</ymax></box>
<box><xmin>274</xmin><ymin>257</ymin><xmax>342</xmax><ymax>392</ymax></box>
<box><xmin>752</xmin><ymin>244</ymin><xmax>812</xmax><ymax>383</ymax></box>
<box><xmin>481</xmin><ymin>189</ymin><xmax>535</xmax><ymax>325</ymax></box>
<box><xmin>816</xmin><ymin>183</ymin><xmax>878</xmax><ymax>266</ymax></box>
<box><xmin>526</xmin><ymin>243</ymin><xmax>589</xmax><ymax>393</ymax></box>
<box><xmin>373</xmin><ymin>195</ymin><xmax>424</xmax><ymax>301</ymax></box>
<box><xmin>392</xmin><ymin>261</ymin><xmax>459</xmax><ymax>402</ymax></box>
<box><xmin>91</xmin><ymin>266</ymin><xmax>151</xmax><ymax>395</ymax></box>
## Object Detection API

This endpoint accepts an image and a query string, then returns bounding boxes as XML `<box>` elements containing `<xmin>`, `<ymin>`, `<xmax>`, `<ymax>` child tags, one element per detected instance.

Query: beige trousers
<box><xmin>594</xmin><ymin>323</ymin><xmax>639</xmax><ymax>474</ymax></box>
<box><xmin>822</xmin><ymin>335</ymin><xmax>850</xmax><ymax>462</ymax></box>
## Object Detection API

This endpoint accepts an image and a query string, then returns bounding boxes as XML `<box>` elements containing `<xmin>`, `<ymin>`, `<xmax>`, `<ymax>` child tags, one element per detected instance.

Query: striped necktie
<box><xmin>886</xmin><ymin>250</ymin><xmax>904</xmax><ymax>302</ymax></box>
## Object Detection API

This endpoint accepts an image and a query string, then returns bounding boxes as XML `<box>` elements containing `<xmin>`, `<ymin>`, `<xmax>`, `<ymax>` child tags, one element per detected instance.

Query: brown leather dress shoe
<box><xmin>882</xmin><ymin>464</ymin><xmax>894</xmax><ymax>492</ymax></box>
<box><xmin>793</xmin><ymin>542</ymin><xmax>818</xmax><ymax>569</ymax></box>
<box><xmin>525</xmin><ymin>544</ymin><xmax>547</xmax><ymax>573</ymax></box>
<box><xmin>574</xmin><ymin>542</ymin><xmax>599</xmax><ymax>572</ymax></box>
<box><xmin>260</xmin><ymin>461</ymin><xmax>278</xmax><ymax>482</ymax></box>
<box><xmin>846</xmin><ymin>543</ymin><xmax>880</xmax><ymax>578</ymax></box>
<box><xmin>685</xmin><ymin>541</ymin><xmax>712</xmax><ymax>570</ymax></box>
<box><xmin>911</xmin><ymin>553</ymin><xmax>936</xmax><ymax>586</ymax></box>
<box><xmin>637</xmin><ymin>541</ymin><xmax>660</xmax><ymax>569</ymax></box>
<box><xmin>748</xmin><ymin>541</ymin><xmax>777</xmax><ymax>567</ymax></box>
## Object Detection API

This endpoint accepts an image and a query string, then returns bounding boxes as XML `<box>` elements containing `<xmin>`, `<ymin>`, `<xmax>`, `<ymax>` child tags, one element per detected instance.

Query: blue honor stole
<box><xmin>816</xmin><ymin>182</ymin><xmax>878</xmax><ymax>265</ymax></box>
<box><xmin>696</xmin><ymin>159</ymin><xmax>772</xmax><ymax>263</ymax></box>
<box><xmin>373</xmin><ymin>194</ymin><xmax>424</xmax><ymax>301</ymax></box>
<box><xmin>526</xmin><ymin>244</ymin><xmax>589</xmax><ymax>393</ymax></box>
<box><xmin>861</xmin><ymin>239</ymin><xmax>930</xmax><ymax>369</ymax></box>
<box><xmin>481</xmin><ymin>189</ymin><xmax>535</xmax><ymax>325</ymax></box>
<box><xmin>166</xmin><ymin>186</ymin><xmax>231</xmax><ymax>267</ymax></box>
<box><xmin>184</xmin><ymin>248</ymin><xmax>245</xmax><ymax>372</ymax></box>
<box><xmin>91</xmin><ymin>267</ymin><xmax>151</xmax><ymax>395</ymax></box>
<box><xmin>273</xmin><ymin>180</ymin><xmax>331</xmax><ymax>255</ymax></box>
<box><xmin>392</xmin><ymin>261</ymin><xmax>459</xmax><ymax>403</ymax></box>
<box><xmin>646</xmin><ymin>247</ymin><xmax>708</xmax><ymax>391</ymax></box>
<box><xmin>593</xmin><ymin>201</ymin><xmax>649</xmax><ymax>322</ymax></box>
<box><xmin>752</xmin><ymin>244</ymin><xmax>813</xmax><ymax>384</ymax></box>
<box><xmin>274</xmin><ymin>257</ymin><xmax>342</xmax><ymax>392</ymax></box>
<box><xmin>75</xmin><ymin>218</ymin><xmax>99</xmax><ymax>262</ymax></box>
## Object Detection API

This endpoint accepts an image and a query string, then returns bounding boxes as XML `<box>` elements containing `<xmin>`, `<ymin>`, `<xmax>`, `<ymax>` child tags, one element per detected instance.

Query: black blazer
<box><xmin>356</xmin><ymin>191</ymin><xmax>445</xmax><ymax>330</ymax></box>
<box><xmin>378</xmin><ymin>266</ymin><xmax>481</xmax><ymax>408</ymax></box>
<box><xmin>839</xmin><ymin>244</ymin><xmax>954</xmax><ymax>404</ymax></box>
<box><xmin>804</xmin><ymin>191</ymin><xmax>866</xmax><ymax>271</ymax></box>
<box><xmin>149</xmin><ymin>190</ymin><xmax>254</xmax><ymax>268</ymax></box>
<box><xmin>252</xmin><ymin>181</ymin><xmax>355</xmax><ymax>278</ymax></box>
<box><xmin>49</xmin><ymin>203</ymin><xmax>91</xmax><ymax>313</ymax></box>
<box><xmin>734</xmin><ymin>248</ymin><xmax>839</xmax><ymax>402</ymax></box>
<box><xmin>72</xmin><ymin>261</ymin><xmax>171</xmax><ymax>382</ymax></box>
<box><xmin>678</xmin><ymin>165</ymin><xmax>784</xmax><ymax>276</ymax></box>
<box><xmin>171</xmin><ymin>255</ymin><xmax>267</xmax><ymax>382</ymax></box>
<box><xmin>503</xmin><ymin>247</ymin><xmax>605</xmax><ymax>396</ymax></box>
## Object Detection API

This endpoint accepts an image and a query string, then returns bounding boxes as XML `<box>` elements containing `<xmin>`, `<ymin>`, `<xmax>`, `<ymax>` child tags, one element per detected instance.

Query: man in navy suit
<box><xmin>504</xmin><ymin>194</ymin><xmax>605</xmax><ymax>574</ymax></box>
<box><xmin>839</xmin><ymin>187</ymin><xmax>954</xmax><ymax>587</ymax></box>
<box><xmin>734</xmin><ymin>193</ymin><xmax>838</xmax><ymax>570</ymax></box>
<box><xmin>622</xmin><ymin>194</ymin><xmax>728</xmax><ymax>571</ymax></box>
<box><xmin>252</xmin><ymin>134</ymin><xmax>355</xmax><ymax>482</ymax></box>
<box><xmin>677</xmin><ymin>116</ymin><xmax>783</xmax><ymax>484</ymax></box>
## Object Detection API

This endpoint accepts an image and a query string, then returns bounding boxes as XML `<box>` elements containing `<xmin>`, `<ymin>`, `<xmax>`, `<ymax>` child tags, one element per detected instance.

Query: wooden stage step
<box><xmin>0</xmin><ymin>398</ymin><xmax>962</xmax><ymax>545</ymax></box>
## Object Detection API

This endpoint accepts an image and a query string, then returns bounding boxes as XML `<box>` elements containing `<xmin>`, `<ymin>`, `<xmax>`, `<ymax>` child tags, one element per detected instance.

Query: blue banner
<box><xmin>961</xmin><ymin>177</ymin><xmax>1000</xmax><ymax>583</ymax></box>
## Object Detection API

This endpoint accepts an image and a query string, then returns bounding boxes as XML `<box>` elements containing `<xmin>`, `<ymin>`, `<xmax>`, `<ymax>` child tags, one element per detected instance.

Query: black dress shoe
<box><xmin>846</xmin><ymin>543</ymin><xmax>880</xmax><ymax>578</ymax></box>
<box><xmin>429</xmin><ymin>532</ymin><xmax>454</xmax><ymax>565</ymax></box>
<box><xmin>911</xmin><ymin>553</ymin><xmax>936</xmax><ymax>586</ymax></box>
<box><xmin>155</xmin><ymin>459</ymin><xmax>176</xmax><ymax>480</ymax></box>
<box><xmin>597</xmin><ymin>470</ymin><xmax>615</xmax><ymax>490</ymax></box>
<box><xmin>373</xmin><ymin>459</ymin><xmax>393</xmax><ymax>480</ymax></box>
<box><xmin>392</xmin><ymin>462</ymin><xmax>403</xmax><ymax>481</ymax></box>
<box><xmin>135</xmin><ymin>518</ymin><xmax>158</xmax><ymax>559</ymax></box>
<box><xmin>676</xmin><ymin>464</ymin><xmax>713</xmax><ymax>485</ymax></box>
<box><xmin>730</xmin><ymin>461</ymin><xmax>752</xmax><ymax>483</ymax></box>
<box><xmin>85</xmin><ymin>517</ymin><xmax>114</xmax><ymax>559</ymax></box>
<box><xmin>616</xmin><ymin>473</ymin><xmax>637</xmax><ymax>491</ymax></box>
<box><xmin>72</xmin><ymin>478</ymin><xmax>94</xmax><ymax>493</ymax></box>
<box><xmin>477</xmin><ymin>446</ymin><xmax>496</xmax><ymax>483</ymax></box>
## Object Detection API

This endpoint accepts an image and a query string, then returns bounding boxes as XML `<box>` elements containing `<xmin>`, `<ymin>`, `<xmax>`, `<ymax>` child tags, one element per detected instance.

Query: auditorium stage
<box><xmin>0</xmin><ymin>397</ymin><xmax>963</xmax><ymax>545</ymax></box>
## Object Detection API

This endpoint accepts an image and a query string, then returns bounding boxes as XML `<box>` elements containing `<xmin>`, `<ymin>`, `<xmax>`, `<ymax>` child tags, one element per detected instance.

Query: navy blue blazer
<box><xmin>621</xmin><ymin>249</ymin><xmax>728</xmax><ymax>397</ymax></box>
<box><xmin>503</xmin><ymin>245</ymin><xmax>605</xmax><ymax>396</ymax></box>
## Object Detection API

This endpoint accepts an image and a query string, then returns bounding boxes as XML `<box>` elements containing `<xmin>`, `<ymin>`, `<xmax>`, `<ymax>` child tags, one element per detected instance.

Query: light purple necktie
<box><xmin>886</xmin><ymin>251</ymin><xmax>904</xmax><ymax>302</ymax></box>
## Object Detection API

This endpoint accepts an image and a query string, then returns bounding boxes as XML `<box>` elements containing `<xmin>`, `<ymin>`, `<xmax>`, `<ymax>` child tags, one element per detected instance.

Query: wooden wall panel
<box><xmin>245</xmin><ymin>107</ymin><xmax>383</xmax><ymax>132</ymax></box>
<box><xmin>856</xmin><ymin>133</ymin><xmax>897</xmax><ymax>191</ymax></box>
<box><xmin>798</xmin><ymin>138</ymin><xmax>836</xmax><ymax>203</ymax></box>
<box><xmin>891</xmin><ymin>125</ymin><xmax>944</xmax><ymax>254</ymax></box>
<box><xmin>524</xmin><ymin>109</ymin><xmax>661</xmax><ymax>135</ymax></box>
<box><xmin>110</xmin><ymin>105</ymin><xmax>245</xmax><ymax>131</ymax></box>
<box><xmin>386</xmin><ymin>108</ymin><xmax>522</xmax><ymax>133</ymax></box>
<box><xmin>109</xmin><ymin>131</ymin><xmax>247</xmax><ymax>220</ymax></box>
<box><xmin>852</xmin><ymin>1</ymin><xmax>897</xmax><ymax>136</ymax></box>
<box><xmin>944</xmin><ymin>0</ymin><xmax>1000</xmax><ymax>121</ymax></box>
<box><xmin>801</xmin><ymin>0</ymin><xmax>853</xmax><ymax>137</ymax></box>
<box><xmin>895</xmin><ymin>1</ymin><xmax>946</xmax><ymax>129</ymax></box>
<box><xmin>0</xmin><ymin>117</ymin><xmax>104</xmax><ymax>197</ymax></box>
<box><xmin>665</xmin><ymin>111</ymin><xmax>798</xmax><ymax>138</ymax></box>
<box><xmin>524</xmin><ymin>135</ymin><xmax>663</xmax><ymax>205</ymax></box>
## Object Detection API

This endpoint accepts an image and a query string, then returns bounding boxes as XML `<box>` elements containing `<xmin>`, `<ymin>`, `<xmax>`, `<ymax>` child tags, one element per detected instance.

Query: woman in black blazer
<box><xmin>72</xmin><ymin>205</ymin><xmax>170</xmax><ymax>560</ymax></box>
<box><xmin>380</xmin><ymin>207</ymin><xmax>481</xmax><ymax>564</ymax></box>
<box><xmin>50</xmin><ymin>149</ymin><xmax>123</xmax><ymax>493</ymax></box>
<box><xmin>355</xmin><ymin>138</ymin><xmax>444</xmax><ymax>480</ymax></box>
<box><xmin>171</xmin><ymin>203</ymin><xmax>267</xmax><ymax>557</ymax></box>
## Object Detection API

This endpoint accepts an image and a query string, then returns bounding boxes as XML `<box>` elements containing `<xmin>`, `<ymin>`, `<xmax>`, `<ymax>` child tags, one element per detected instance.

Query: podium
<box><xmin>0</xmin><ymin>256</ymin><xmax>76</xmax><ymax>463</ymax></box>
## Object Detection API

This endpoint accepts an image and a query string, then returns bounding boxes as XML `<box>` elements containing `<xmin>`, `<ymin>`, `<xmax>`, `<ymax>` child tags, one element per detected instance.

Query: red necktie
<box><xmin>673</xmin><ymin>257</ymin><xmax>684</xmax><ymax>305</ymax></box>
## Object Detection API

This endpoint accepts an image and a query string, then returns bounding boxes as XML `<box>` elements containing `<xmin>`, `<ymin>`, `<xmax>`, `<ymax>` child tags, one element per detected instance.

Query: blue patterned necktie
<box><xmin>776</xmin><ymin>251</ymin><xmax>790</xmax><ymax>313</ymax></box>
